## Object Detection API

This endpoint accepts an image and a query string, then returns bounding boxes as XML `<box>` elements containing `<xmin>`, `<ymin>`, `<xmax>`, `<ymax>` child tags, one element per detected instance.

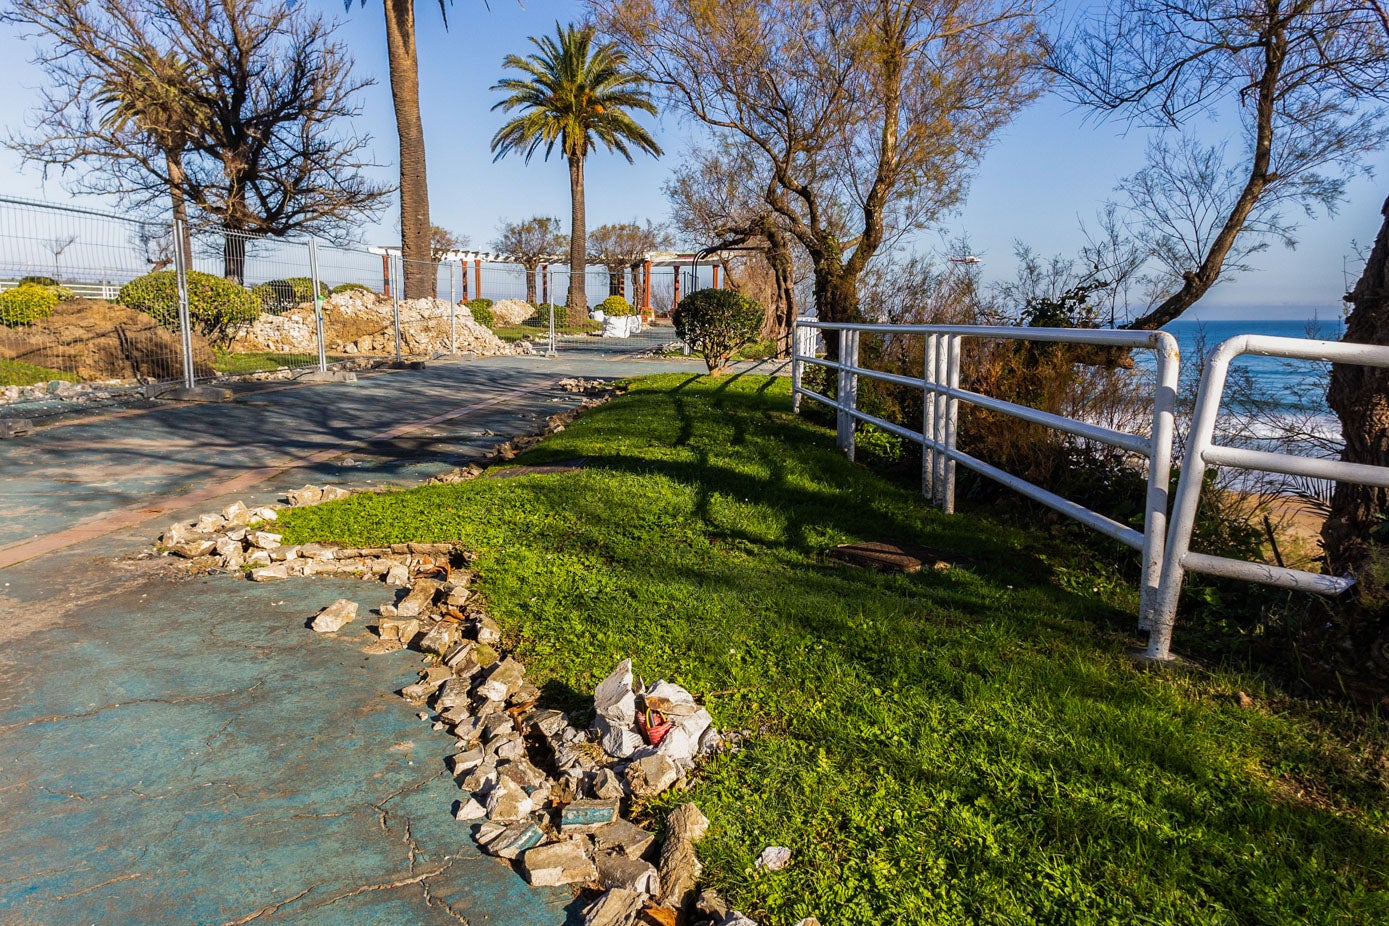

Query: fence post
<box><xmin>837</xmin><ymin>329</ymin><xmax>859</xmax><ymax>461</ymax></box>
<box><xmin>172</xmin><ymin>218</ymin><xmax>196</xmax><ymax>389</ymax></box>
<box><xmin>308</xmin><ymin>238</ymin><xmax>327</xmax><ymax>374</ymax></box>
<box><xmin>791</xmin><ymin>323</ymin><xmax>804</xmax><ymax>414</ymax></box>
<box><xmin>1138</xmin><ymin>333</ymin><xmax>1179</xmax><ymax>630</ymax></box>
<box><xmin>923</xmin><ymin>333</ymin><xmax>938</xmax><ymax>503</ymax></box>
<box><xmin>547</xmin><ymin>296</ymin><xmax>557</xmax><ymax>358</ymax></box>
<box><xmin>942</xmin><ymin>334</ymin><xmax>961</xmax><ymax>514</ymax></box>
<box><xmin>391</xmin><ymin>256</ymin><xmax>403</xmax><ymax>364</ymax></box>
<box><xmin>448</xmin><ymin>262</ymin><xmax>457</xmax><ymax>356</ymax></box>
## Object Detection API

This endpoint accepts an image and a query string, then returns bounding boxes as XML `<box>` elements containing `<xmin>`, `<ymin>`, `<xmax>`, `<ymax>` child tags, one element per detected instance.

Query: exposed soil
<box><xmin>0</xmin><ymin>299</ymin><xmax>216</xmax><ymax>381</ymax></box>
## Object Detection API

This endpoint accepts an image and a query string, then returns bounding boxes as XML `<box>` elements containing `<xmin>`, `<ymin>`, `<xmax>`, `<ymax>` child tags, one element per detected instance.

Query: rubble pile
<box><xmin>228</xmin><ymin>291</ymin><xmax>530</xmax><ymax>359</ymax></box>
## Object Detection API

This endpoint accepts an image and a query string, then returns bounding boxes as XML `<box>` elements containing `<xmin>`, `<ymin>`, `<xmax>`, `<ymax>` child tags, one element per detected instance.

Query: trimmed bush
<box><xmin>599</xmin><ymin>294</ymin><xmax>636</xmax><ymax>317</ymax></box>
<box><xmin>0</xmin><ymin>282</ymin><xmax>63</xmax><ymax>326</ymax></box>
<box><xmin>118</xmin><ymin>270</ymin><xmax>261</xmax><ymax>345</ymax></box>
<box><xmin>330</xmin><ymin>282</ymin><xmax>371</xmax><ymax>295</ymax></box>
<box><xmin>18</xmin><ymin>275</ymin><xmax>59</xmax><ymax>287</ymax></box>
<box><xmin>465</xmin><ymin>298</ymin><xmax>495</xmax><ymax>328</ymax></box>
<box><xmin>256</xmin><ymin>277</ymin><xmax>329</xmax><ymax>313</ymax></box>
<box><xmin>672</xmin><ymin>288</ymin><xmax>764</xmax><ymax>375</ymax></box>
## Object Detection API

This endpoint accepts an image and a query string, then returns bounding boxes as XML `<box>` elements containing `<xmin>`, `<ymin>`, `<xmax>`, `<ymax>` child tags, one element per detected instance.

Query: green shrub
<box><xmin>118</xmin><ymin>270</ymin><xmax>261</xmax><ymax>345</ymax></box>
<box><xmin>673</xmin><ymin>288</ymin><xmax>764</xmax><ymax>375</ymax></box>
<box><xmin>0</xmin><ymin>282</ymin><xmax>63</xmax><ymax>326</ymax></box>
<box><xmin>599</xmin><ymin>295</ymin><xmax>635</xmax><ymax>317</ymax></box>
<box><xmin>256</xmin><ymin>277</ymin><xmax>329</xmax><ymax>313</ymax></box>
<box><xmin>330</xmin><ymin>282</ymin><xmax>371</xmax><ymax>295</ymax></box>
<box><xmin>466</xmin><ymin>298</ymin><xmax>495</xmax><ymax>328</ymax></box>
<box><xmin>18</xmin><ymin>275</ymin><xmax>58</xmax><ymax>287</ymax></box>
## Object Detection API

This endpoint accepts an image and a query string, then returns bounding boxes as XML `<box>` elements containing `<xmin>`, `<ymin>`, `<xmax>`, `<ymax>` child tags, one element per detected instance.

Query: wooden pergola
<box><xmin>626</xmin><ymin>251</ymin><xmax>727</xmax><ymax>317</ymax></box>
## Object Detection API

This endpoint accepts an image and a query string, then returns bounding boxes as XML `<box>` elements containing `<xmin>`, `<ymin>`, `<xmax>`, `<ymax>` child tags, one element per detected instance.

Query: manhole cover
<box><xmin>483</xmin><ymin>458</ymin><xmax>588</xmax><ymax>480</ymax></box>
<box><xmin>827</xmin><ymin>541</ymin><xmax>958</xmax><ymax>573</ymax></box>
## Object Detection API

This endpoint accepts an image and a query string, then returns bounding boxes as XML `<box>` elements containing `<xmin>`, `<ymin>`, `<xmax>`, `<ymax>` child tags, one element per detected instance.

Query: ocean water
<box><xmin>1163</xmin><ymin>315</ymin><xmax>1347</xmax><ymax>417</ymax></box>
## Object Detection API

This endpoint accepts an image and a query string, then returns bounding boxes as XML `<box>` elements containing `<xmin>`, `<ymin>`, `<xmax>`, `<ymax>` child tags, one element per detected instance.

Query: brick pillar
<box><xmin>474</xmin><ymin>259</ymin><xmax>482</xmax><ymax>301</ymax></box>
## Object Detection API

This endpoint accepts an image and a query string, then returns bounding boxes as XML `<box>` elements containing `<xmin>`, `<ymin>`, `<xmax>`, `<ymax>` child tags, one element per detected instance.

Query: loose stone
<box><xmin>561</xmin><ymin>799</ymin><xmax>620</xmax><ymax>834</ymax></box>
<box><xmin>591</xmin><ymin>819</ymin><xmax>656</xmax><ymax>859</ymax></box>
<box><xmin>594</xmin><ymin>852</ymin><xmax>660</xmax><ymax>894</ymax></box>
<box><xmin>310</xmin><ymin>598</ymin><xmax>357</xmax><ymax>633</ymax></box>
<box><xmin>250</xmin><ymin>563</ymin><xmax>288</xmax><ymax>581</ymax></box>
<box><xmin>521</xmin><ymin>840</ymin><xmax>598</xmax><ymax>887</ymax></box>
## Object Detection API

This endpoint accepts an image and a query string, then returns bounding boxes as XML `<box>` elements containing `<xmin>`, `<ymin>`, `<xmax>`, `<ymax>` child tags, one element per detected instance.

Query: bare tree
<box><xmin>665</xmin><ymin>143</ymin><xmax>802</xmax><ymax>351</ymax></box>
<box><xmin>587</xmin><ymin>221</ymin><xmax>667</xmax><ymax>296</ymax></box>
<box><xmin>595</xmin><ymin>0</ymin><xmax>1043</xmax><ymax>351</ymax></box>
<box><xmin>491</xmin><ymin>217</ymin><xmax>568</xmax><ymax>303</ymax></box>
<box><xmin>1048</xmin><ymin>1</ymin><xmax>1389</xmax><ymax>329</ymax></box>
<box><xmin>6</xmin><ymin>0</ymin><xmax>390</xmax><ymax>282</ymax></box>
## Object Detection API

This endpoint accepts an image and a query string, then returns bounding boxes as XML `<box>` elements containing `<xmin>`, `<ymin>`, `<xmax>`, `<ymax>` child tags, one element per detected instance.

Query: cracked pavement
<box><xmin>0</xmin><ymin>331</ymin><xmax>760</xmax><ymax>924</ymax></box>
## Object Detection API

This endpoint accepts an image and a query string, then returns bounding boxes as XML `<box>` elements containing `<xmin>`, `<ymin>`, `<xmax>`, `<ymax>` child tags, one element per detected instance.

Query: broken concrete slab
<box><xmin>310</xmin><ymin>598</ymin><xmax>358</xmax><ymax>633</ymax></box>
<box><xmin>522</xmin><ymin>840</ymin><xmax>598</xmax><ymax>887</ymax></box>
<box><xmin>249</xmin><ymin>563</ymin><xmax>288</xmax><ymax>581</ymax></box>
<box><xmin>624</xmin><ymin>754</ymin><xmax>679</xmax><ymax>798</ymax></box>
<box><xmin>592</xmin><ymin>819</ymin><xmax>655</xmax><ymax>859</ymax></box>
<box><xmin>581</xmin><ymin>888</ymin><xmax>647</xmax><ymax>926</ymax></box>
<box><xmin>560</xmin><ymin>799</ymin><xmax>620</xmax><ymax>834</ymax></box>
<box><xmin>395</xmin><ymin>578</ymin><xmax>442</xmax><ymax>618</ymax></box>
<box><xmin>484</xmin><ymin>776</ymin><xmax>534</xmax><ymax>823</ymax></box>
<box><xmin>595</xmin><ymin>852</ymin><xmax>659</xmax><ymax>894</ymax></box>
<box><xmin>476</xmin><ymin>820</ymin><xmax>547</xmax><ymax>860</ymax></box>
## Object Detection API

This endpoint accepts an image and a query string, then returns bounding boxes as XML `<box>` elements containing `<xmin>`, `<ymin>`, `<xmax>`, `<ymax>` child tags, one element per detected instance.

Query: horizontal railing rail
<box><xmin>792</xmin><ymin>320</ymin><xmax>1180</xmax><ymax>628</ymax></box>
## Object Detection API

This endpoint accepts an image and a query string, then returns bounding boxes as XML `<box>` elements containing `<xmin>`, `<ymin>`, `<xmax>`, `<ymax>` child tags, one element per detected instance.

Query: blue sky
<box><xmin>1</xmin><ymin>0</ymin><xmax>1384</xmax><ymax>319</ymax></box>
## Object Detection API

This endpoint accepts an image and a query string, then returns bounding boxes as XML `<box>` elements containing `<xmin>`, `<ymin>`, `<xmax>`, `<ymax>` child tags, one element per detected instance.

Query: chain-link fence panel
<box><xmin>0</xmin><ymin>196</ymin><xmax>193</xmax><ymax>413</ymax></box>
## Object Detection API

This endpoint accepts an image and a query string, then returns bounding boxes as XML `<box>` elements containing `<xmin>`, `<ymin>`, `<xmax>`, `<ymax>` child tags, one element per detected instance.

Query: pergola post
<box><xmin>673</xmin><ymin>263</ymin><xmax>681</xmax><ymax>311</ymax></box>
<box><xmin>473</xmin><ymin>259</ymin><xmax>482</xmax><ymax>301</ymax></box>
<box><xmin>460</xmin><ymin>258</ymin><xmax>468</xmax><ymax>301</ymax></box>
<box><xmin>541</xmin><ymin>263</ymin><xmax>549</xmax><ymax>304</ymax></box>
<box><xmin>642</xmin><ymin>258</ymin><xmax>653</xmax><ymax>317</ymax></box>
<box><xmin>381</xmin><ymin>252</ymin><xmax>392</xmax><ymax>297</ymax></box>
<box><xmin>712</xmin><ymin>264</ymin><xmax>721</xmax><ymax>289</ymax></box>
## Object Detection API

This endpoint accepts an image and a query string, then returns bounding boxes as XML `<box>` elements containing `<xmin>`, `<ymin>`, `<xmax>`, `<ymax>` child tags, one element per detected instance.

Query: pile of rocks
<box><xmin>228</xmin><ymin>291</ymin><xmax>529</xmax><ymax>359</ymax></box>
<box><xmin>490</xmin><ymin>298</ymin><xmax>537</xmax><ymax>326</ymax></box>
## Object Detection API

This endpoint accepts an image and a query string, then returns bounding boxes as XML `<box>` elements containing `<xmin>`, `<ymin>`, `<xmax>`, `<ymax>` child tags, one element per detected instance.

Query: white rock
<box><xmin>311</xmin><ymin>598</ymin><xmax>357</xmax><ymax>632</ymax></box>
<box><xmin>595</xmin><ymin>659</ymin><xmax>636</xmax><ymax>725</ymax></box>
<box><xmin>385</xmin><ymin>564</ymin><xmax>410</xmax><ymax>586</ymax></box>
<box><xmin>522</xmin><ymin>840</ymin><xmax>598</xmax><ymax>887</ymax></box>
<box><xmin>454</xmin><ymin>798</ymin><xmax>487</xmax><ymax>821</ymax></box>
<box><xmin>250</xmin><ymin>563</ymin><xmax>288</xmax><ymax>581</ymax></box>
<box><xmin>248</xmin><ymin>530</ymin><xmax>282</xmax><ymax>550</ymax></box>
<box><xmin>596</xmin><ymin>715</ymin><xmax>643</xmax><ymax>759</ymax></box>
<box><xmin>755</xmin><ymin>846</ymin><xmax>792</xmax><ymax>871</ymax></box>
<box><xmin>246</xmin><ymin>550</ymin><xmax>272</xmax><ymax>567</ymax></box>
<box><xmin>485</xmin><ymin>776</ymin><xmax>534</xmax><ymax>823</ymax></box>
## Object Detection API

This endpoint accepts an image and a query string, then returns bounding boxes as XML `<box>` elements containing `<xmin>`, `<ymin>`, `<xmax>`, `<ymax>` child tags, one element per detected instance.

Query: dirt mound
<box><xmin>0</xmin><ymin>299</ymin><xmax>216</xmax><ymax>381</ymax></box>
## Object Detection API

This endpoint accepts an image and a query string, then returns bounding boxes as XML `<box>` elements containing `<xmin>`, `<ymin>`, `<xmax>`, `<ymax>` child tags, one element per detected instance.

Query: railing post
<box><xmin>791</xmin><ymin>322</ymin><xmax>804</xmax><ymax>414</ymax></box>
<box><xmin>1138</xmin><ymin>333</ymin><xmax>1179</xmax><ymax>629</ymax></box>
<box><xmin>546</xmin><ymin>281</ymin><xmax>557</xmax><ymax>358</ymax></box>
<box><xmin>391</xmin><ymin>256</ymin><xmax>403</xmax><ymax>364</ymax></box>
<box><xmin>1148</xmin><ymin>343</ymin><xmax>1234</xmax><ymax>662</ymax></box>
<box><xmin>933</xmin><ymin>334</ymin><xmax>949</xmax><ymax>506</ymax></box>
<box><xmin>172</xmin><ymin>218</ymin><xmax>196</xmax><ymax>389</ymax></box>
<box><xmin>923</xmin><ymin>332</ymin><xmax>938</xmax><ymax>503</ymax></box>
<box><xmin>837</xmin><ymin>328</ymin><xmax>859</xmax><ymax>461</ymax></box>
<box><xmin>308</xmin><ymin>237</ymin><xmax>327</xmax><ymax>373</ymax></box>
<box><xmin>943</xmin><ymin>334</ymin><xmax>961</xmax><ymax>514</ymax></box>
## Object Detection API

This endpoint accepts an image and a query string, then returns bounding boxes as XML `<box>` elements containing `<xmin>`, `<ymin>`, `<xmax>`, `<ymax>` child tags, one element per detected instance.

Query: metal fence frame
<box><xmin>792</xmin><ymin>319</ymin><xmax>1181</xmax><ymax>630</ymax></box>
<box><xmin>1144</xmin><ymin>334</ymin><xmax>1389</xmax><ymax>660</ymax></box>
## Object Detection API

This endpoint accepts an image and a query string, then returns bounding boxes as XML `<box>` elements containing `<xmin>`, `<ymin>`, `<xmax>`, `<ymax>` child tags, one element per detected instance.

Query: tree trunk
<box><xmin>223</xmin><ymin>230</ymin><xmax>247</xmax><ymax>285</ymax></box>
<box><xmin>566</xmin><ymin>154</ymin><xmax>588</xmax><ymax>325</ymax></box>
<box><xmin>166</xmin><ymin>150</ymin><xmax>194</xmax><ymax>269</ymax></box>
<box><xmin>814</xmin><ymin>261</ymin><xmax>859</xmax><ymax>360</ymax></box>
<box><xmin>762</xmin><ymin>225</ymin><xmax>797</xmax><ymax>356</ymax></box>
<box><xmin>1317</xmin><ymin>194</ymin><xmax>1389</xmax><ymax>705</ymax></box>
<box><xmin>383</xmin><ymin>0</ymin><xmax>433</xmax><ymax>300</ymax></box>
<box><xmin>524</xmin><ymin>263</ymin><xmax>538</xmax><ymax>303</ymax></box>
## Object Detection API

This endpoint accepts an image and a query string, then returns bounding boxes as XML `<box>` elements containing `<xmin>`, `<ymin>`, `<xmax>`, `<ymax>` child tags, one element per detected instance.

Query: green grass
<box><xmin>212</xmin><ymin>349</ymin><xmax>327</xmax><ymax>375</ymax></box>
<box><xmin>491</xmin><ymin>316</ymin><xmax>602</xmax><ymax>343</ymax></box>
<box><xmin>277</xmin><ymin>373</ymin><xmax>1388</xmax><ymax>925</ymax></box>
<box><xmin>0</xmin><ymin>357</ymin><xmax>79</xmax><ymax>386</ymax></box>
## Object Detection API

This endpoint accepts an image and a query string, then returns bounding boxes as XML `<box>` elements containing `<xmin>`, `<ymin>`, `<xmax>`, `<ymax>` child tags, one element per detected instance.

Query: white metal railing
<box><xmin>792</xmin><ymin>320</ymin><xmax>1180</xmax><ymax>626</ymax></box>
<box><xmin>1144</xmin><ymin>335</ymin><xmax>1389</xmax><ymax>660</ymax></box>
<box><xmin>0</xmin><ymin>279</ymin><xmax>121</xmax><ymax>299</ymax></box>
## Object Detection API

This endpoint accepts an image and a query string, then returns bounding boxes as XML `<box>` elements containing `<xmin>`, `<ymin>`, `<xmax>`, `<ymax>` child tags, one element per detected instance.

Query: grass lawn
<box><xmin>0</xmin><ymin>357</ymin><xmax>78</xmax><ymax>386</ymax></box>
<box><xmin>277</xmin><ymin>373</ymin><xmax>1388</xmax><ymax>925</ymax></box>
<box><xmin>212</xmin><ymin>349</ymin><xmax>330</xmax><ymax>375</ymax></box>
<box><xmin>491</xmin><ymin>317</ymin><xmax>603</xmax><ymax>343</ymax></box>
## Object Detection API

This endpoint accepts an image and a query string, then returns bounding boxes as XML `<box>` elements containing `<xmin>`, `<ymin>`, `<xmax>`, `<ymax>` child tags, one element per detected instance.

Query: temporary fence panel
<box><xmin>792</xmin><ymin>320</ymin><xmax>1180</xmax><ymax>630</ymax></box>
<box><xmin>1145</xmin><ymin>335</ymin><xmax>1389</xmax><ymax>660</ymax></box>
<box><xmin>0</xmin><ymin>196</ymin><xmax>195</xmax><ymax>394</ymax></box>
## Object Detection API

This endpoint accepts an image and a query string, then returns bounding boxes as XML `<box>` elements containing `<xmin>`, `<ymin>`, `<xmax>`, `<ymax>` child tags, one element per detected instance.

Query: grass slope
<box><xmin>0</xmin><ymin>357</ymin><xmax>79</xmax><ymax>386</ymax></box>
<box><xmin>278</xmin><ymin>373</ymin><xmax>1388</xmax><ymax>925</ymax></box>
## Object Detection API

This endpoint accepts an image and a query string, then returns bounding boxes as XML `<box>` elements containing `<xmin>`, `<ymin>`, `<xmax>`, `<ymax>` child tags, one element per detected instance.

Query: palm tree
<box><xmin>491</xmin><ymin>23</ymin><xmax>661</xmax><ymax>324</ymax></box>
<box><xmin>351</xmin><ymin>0</ymin><xmax>446</xmax><ymax>300</ymax></box>
<box><xmin>96</xmin><ymin>45</ymin><xmax>204</xmax><ymax>265</ymax></box>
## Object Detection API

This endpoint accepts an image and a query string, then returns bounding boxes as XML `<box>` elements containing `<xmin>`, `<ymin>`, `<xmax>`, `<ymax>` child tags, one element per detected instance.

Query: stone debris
<box><xmin>156</xmin><ymin>475</ymin><xmax>789</xmax><ymax>925</ymax></box>
<box><xmin>310</xmin><ymin>598</ymin><xmax>358</xmax><ymax>633</ymax></box>
<box><xmin>522</xmin><ymin>839</ymin><xmax>599</xmax><ymax>886</ymax></box>
<box><xmin>754</xmin><ymin>846</ymin><xmax>792</xmax><ymax>872</ymax></box>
